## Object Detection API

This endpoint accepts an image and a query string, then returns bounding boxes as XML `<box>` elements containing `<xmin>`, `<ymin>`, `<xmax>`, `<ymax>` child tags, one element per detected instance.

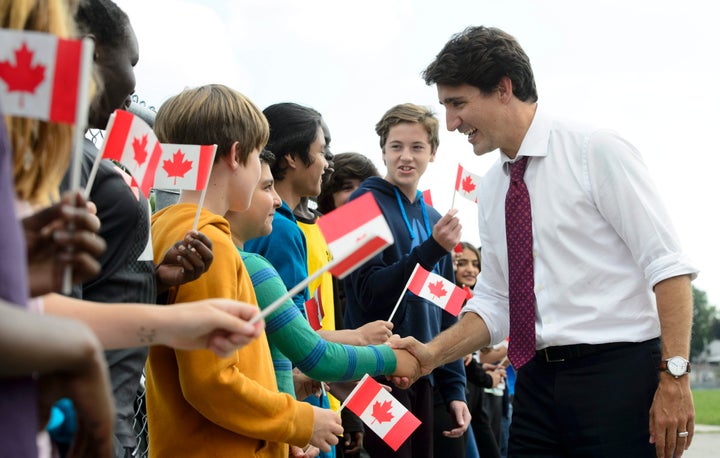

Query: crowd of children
<box><xmin>2</xmin><ymin>1</ymin><xmax>697</xmax><ymax>458</ymax></box>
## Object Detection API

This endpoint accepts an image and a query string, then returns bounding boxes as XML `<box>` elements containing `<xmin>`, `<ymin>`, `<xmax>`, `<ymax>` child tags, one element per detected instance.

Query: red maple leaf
<box><xmin>428</xmin><ymin>281</ymin><xmax>447</xmax><ymax>299</ymax></box>
<box><xmin>461</xmin><ymin>174</ymin><xmax>476</xmax><ymax>193</ymax></box>
<box><xmin>371</xmin><ymin>400</ymin><xmax>394</xmax><ymax>424</ymax></box>
<box><xmin>162</xmin><ymin>149</ymin><xmax>194</xmax><ymax>185</ymax></box>
<box><xmin>132</xmin><ymin>134</ymin><xmax>149</xmax><ymax>167</ymax></box>
<box><xmin>0</xmin><ymin>42</ymin><xmax>46</xmax><ymax>108</ymax></box>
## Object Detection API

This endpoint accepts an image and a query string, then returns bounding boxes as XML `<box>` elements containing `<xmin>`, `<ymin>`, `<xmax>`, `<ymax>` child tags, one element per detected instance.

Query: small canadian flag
<box><xmin>344</xmin><ymin>374</ymin><xmax>421</xmax><ymax>451</ymax></box>
<box><xmin>0</xmin><ymin>29</ymin><xmax>87</xmax><ymax>124</ymax></box>
<box><xmin>100</xmin><ymin>109</ymin><xmax>163</xmax><ymax>197</ymax></box>
<box><xmin>455</xmin><ymin>164</ymin><xmax>481</xmax><ymax>203</ymax></box>
<box><xmin>154</xmin><ymin>143</ymin><xmax>216</xmax><ymax>191</ymax></box>
<box><xmin>317</xmin><ymin>192</ymin><xmax>394</xmax><ymax>279</ymax></box>
<box><xmin>406</xmin><ymin>264</ymin><xmax>466</xmax><ymax>316</ymax></box>
<box><xmin>304</xmin><ymin>286</ymin><xmax>324</xmax><ymax>331</ymax></box>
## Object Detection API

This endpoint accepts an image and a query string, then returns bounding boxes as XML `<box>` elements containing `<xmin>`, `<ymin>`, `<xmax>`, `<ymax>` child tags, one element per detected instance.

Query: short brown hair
<box><xmin>375</xmin><ymin>103</ymin><xmax>439</xmax><ymax>153</ymax></box>
<box><xmin>154</xmin><ymin>84</ymin><xmax>269</xmax><ymax>165</ymax></box>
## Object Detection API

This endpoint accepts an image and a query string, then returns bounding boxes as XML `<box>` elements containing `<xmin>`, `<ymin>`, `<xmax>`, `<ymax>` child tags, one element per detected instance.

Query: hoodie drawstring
<box><xmin>393</xmin><ymin>187</ymin><xmax>432</xmax><ymax>241</ymax></box>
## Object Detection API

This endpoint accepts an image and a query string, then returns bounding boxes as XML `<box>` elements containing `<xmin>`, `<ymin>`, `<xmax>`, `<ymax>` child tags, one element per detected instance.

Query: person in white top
<box><xmin>390</xmin><ymin>25</ymin><xmax>697</xmax><ymax>458</ymax></box>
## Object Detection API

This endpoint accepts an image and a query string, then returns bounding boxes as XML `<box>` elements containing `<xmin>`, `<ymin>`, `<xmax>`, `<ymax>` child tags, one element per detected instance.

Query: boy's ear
<box><xmin>223</xmin><ymin>141</ymin><xmax>242</xmax><ymax>170</ymax></box>
<box><xmin>429</xmin><ymin>148</ymin><xmax>437</xmax><ymax>162</ymax></box>
<box><xmin>284</xmin><ymin>153</ymin><xmax>298</xmax><ymax>170</ymax></box>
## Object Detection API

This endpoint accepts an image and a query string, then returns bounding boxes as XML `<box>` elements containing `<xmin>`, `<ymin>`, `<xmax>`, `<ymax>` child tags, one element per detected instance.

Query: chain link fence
<box><xmin>88</xmin><ymin>94</ymin><xmax>155</xmax><ymax>458</ymax></box>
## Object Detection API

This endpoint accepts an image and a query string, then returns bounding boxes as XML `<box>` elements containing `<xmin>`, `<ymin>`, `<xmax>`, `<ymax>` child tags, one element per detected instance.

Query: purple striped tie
<box><xmin>505</xmin><ymin>156</ymin><xmax>536</xmax><ymax>369</ymax></box>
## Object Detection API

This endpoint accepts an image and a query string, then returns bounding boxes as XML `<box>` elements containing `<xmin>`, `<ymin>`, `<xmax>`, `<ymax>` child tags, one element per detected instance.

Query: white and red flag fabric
<box><xmin>317</xmin><ymin>192</ymin><xmax>394</xmax><ymax>279</ymax></box>
<box><xmin>406</xmin><ymin>264</ymin><xmax>466</xmax><ymax>316</ymax></box>
<box><xmin>0</xmin><ymin>29</ymin><xmax>86</xmax><ymax>124</ymax></box>
<box><xmin>343</xmin><ymin>374</ymin><xmax>421</xmax><ymax>451</ymax></box>
<box><xmin>455</xmin><ymin>164</ymin><xmax>481</xmax><ymax>203</ymax></box>
<box><xmin>99</xmin><ymin>109</ymin><xmax>163</xmax><ymax>197</ymax></box>
<box><xmin>304</xmin><ymin>286</ymin><xmax>325</xmax><ymax>331</ymax></box>
<box><xmin>154</xmin><ymin>143</ymin><xmax>216</xmax><ymax>191</ymax></box>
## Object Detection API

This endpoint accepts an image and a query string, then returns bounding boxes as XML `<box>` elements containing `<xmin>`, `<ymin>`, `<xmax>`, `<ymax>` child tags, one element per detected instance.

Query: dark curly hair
<box><xmin>75</xmin><ymin>0</ymin><xmax>130</xmax><ymax>48</ymax></box>
<box><xmin>423</xmin><ymin>26</ymin><xmax>538</xmax><ymax>103</ymax></box>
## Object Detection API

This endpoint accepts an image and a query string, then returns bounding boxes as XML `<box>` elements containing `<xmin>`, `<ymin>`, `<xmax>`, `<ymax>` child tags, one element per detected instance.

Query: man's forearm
<box><xmin>654</xmin><ymin>275</ymin><xmax>693</xmax><ymax>359</ymax></box>
<box><xmin>428</xmin><ymin>312</ymin><xmax>490</xmax><ymax>369</ymax></box>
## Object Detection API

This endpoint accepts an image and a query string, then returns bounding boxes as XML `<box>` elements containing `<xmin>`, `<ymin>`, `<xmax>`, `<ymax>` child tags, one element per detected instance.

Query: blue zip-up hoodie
<box><xmin>343</xmin><ymin>177</ymin><xmax>466</xmax><ymax>404</ymax></box>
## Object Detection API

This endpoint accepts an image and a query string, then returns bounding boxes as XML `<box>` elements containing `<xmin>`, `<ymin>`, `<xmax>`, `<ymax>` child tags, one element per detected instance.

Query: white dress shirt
<box><xmin>462</xmin><ymin>106</ymin><xmax>698</xmax><ymax>349</ymax></box>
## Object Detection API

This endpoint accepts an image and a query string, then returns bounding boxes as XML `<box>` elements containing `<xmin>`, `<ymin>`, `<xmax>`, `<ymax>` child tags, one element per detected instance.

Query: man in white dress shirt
<box><xmin>390</xmin><ymin>26</ymin><xmax>697</xmax><ymax>458</ymax></box>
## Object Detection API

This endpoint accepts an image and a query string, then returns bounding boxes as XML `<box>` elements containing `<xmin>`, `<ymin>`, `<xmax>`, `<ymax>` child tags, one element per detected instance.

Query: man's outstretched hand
<box><xmin>387</xmin><ymin>335</ymin><xmax>436</xmax><ymax>389</ymax></box>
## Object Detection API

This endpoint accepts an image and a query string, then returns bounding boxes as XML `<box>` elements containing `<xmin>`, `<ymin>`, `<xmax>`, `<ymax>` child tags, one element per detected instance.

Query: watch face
<box><xmin>667</xmin><ymin>357</ymin><xmax>688</xmax><ymax>376</ymax></box>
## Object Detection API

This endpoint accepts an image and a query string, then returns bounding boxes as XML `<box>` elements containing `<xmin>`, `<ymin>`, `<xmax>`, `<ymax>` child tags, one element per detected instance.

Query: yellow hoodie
<box><xmin>147</xmin><ymin>204</ymin><xmax>314</xmax><ymax>457</ymax></box>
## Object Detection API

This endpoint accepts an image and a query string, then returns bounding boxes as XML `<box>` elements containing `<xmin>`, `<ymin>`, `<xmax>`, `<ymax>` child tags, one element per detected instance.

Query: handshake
<box><xmin>387</xmin><ymin>335</ymin><xmax>436</xmax><ymax>389</ymax></box>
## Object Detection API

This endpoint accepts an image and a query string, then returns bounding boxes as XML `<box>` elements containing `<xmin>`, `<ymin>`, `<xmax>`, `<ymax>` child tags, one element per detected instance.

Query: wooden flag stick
<box><xmin>387</xmin><ymin>264</ymin><xmax>421</xmax><ymax>323</ymax></box>
<box><xmin>83</xmin><ymin>111</ymin><xmax>116</xmax><ymax>199</ymax></box>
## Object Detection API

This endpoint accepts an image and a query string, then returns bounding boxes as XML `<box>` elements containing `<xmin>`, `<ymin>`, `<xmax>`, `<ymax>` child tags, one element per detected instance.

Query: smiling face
<box><xmin>438</xmin><ymin>83</ymin><xmax>504</xmax><ymax>158</ymax></box>
<box><xmin>455</xmin><ymin>246</ymin><xmax>480</xmax><ymax>288</ymax></box>
<box><xmin>296</xmin><ymin>125</ymin><xmax>328</xmax><ymax>198</ymax></box>
<box><xmin>382</xmin><ymin>122</ymin><xmax>435</xmax><ymax>198</ymax></box>
<box><xmin>227</xmin><ymin>161</ymin><xmax>280</xmax><ymax>245</ymax></box>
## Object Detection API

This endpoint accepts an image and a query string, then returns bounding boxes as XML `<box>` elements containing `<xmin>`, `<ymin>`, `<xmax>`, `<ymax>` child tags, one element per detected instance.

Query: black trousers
<box><xmin>433</xmin><ymin>397</ymin><xmax>467</xmax><ymax>458</ymax></box>
<box><xmin>508</xmin><ymin>338</ymin><xmax>661</xmax><ymax>458</ymax></box>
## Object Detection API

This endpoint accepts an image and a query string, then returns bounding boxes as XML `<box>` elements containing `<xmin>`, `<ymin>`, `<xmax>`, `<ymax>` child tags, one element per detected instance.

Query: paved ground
<box><xmin>682</xmin><ymin>425</ymin><xmax>720</xmax><ymax>458</ymax></box>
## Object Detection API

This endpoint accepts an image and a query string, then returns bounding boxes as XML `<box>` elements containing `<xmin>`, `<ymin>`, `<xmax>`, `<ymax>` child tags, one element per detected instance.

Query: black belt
<box><xmin>536</xmin><ymin>341</ymin><xmax>640</xmax><ymax>363</ymax></box>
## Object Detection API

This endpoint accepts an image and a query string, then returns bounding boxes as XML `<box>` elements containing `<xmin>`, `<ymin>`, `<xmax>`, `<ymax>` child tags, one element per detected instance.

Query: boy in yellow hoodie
<box><xmin>147</xmin><ymin>84</ymin><xmax>343</xmax><ymax>457</ymax></box>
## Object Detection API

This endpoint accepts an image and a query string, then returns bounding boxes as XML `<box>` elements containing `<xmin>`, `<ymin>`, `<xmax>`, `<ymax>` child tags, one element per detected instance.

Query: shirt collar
<box><xmin>501</xmin><ymin>103</ymin><xmax>551</xmax><ymax>175</ymax></box>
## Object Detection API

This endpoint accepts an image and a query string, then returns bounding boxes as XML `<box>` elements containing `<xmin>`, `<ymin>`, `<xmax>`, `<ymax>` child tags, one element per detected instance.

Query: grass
<box><xmin>693</xmin><ymin>389</ymin><xmax>720</xmax><ymax>426</ymax></box>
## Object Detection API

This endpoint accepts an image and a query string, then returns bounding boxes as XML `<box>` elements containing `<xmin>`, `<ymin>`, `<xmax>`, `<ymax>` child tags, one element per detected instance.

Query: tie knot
<box><xmin>510</xmin><ymin>156</ymin><xmax>528</xmax><ymax>182</ymax></box>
